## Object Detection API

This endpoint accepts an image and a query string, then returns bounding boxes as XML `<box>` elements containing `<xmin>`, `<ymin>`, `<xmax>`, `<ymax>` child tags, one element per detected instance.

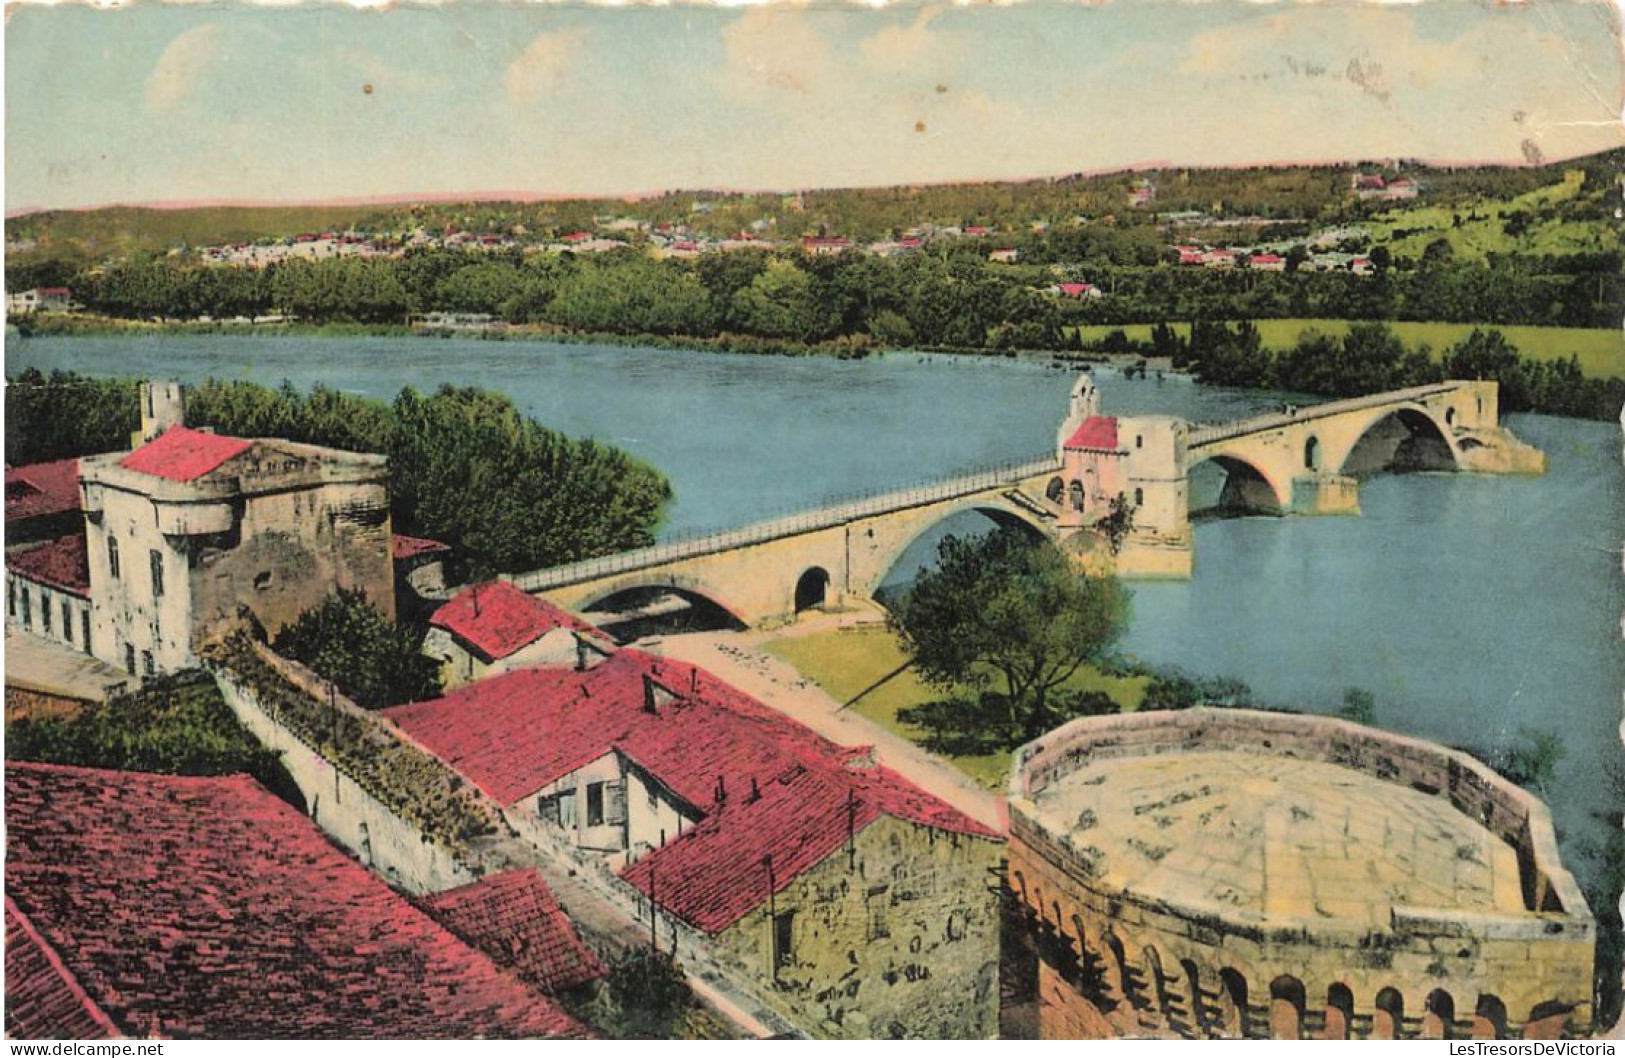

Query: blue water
<box><xmin>9</xmin><ymin>333</ymin><xmax>1621</xmax><ymax>891</ymax></box>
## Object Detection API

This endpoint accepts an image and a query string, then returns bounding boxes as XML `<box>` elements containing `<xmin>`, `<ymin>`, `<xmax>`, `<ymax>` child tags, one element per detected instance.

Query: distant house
<box><xmin>1248</xmin><ymin>253</ymin><xmax>1286</xmax><ymax>272</ymax></box>
<box><xmin>1351</xmin><ymin>257</ymin><xmax>1375</xmax><ymax>276</ymax></box>
<box><xmin>988</xmin><ymin>248</ymin><xmax>1021</xmax><ymax>264</ymax></box>
<box><xmin>5</xmin><ymin>761</ymin><xmax>589</xmax><ymax>1040</ymax></box>
<box><xmin>1383</xmin><ymin>177</ymin><xmax>1419</xmax><ymax>200</ymax></box>
<box><xmin>1128</xmin><ymin>182</ymin><xmax>1156</xmax><ymax>209</ymax></box>
<box><xmin>1202</xmin><ymin>249</ymin><xmax>1237</xmax><ymax>269</ymax></box>
<box><xmin>1174</xmin><ymin>245</ymin><xmax>1206</xmax><ymax>266</ymax></box>
<box><xmin>801</xmin><ymin>236</ymin><xmax>852</xmax><ymax>256</ymax></box>
<box><xmin>6</xmin><ymin>287</ymin><xmax>75</xmax><ymax>316</ymax></box>
<box><xmin>1050</xmin><ymin>282</ymin><xmax>1102</xmax><ymax>300</ymax></box>
<box><xmin>423</xmin><ymin>580</ymin><xmax>612</xmax><ymax>689</ymax></box>
<box><xmin>385</xmin><ymin>647</ymin><xmax>1004</xmax><ymax>1039</ymax></box>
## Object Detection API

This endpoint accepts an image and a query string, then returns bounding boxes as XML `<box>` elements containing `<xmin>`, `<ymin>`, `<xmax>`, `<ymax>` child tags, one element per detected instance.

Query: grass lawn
<box><xmin>762</xmin><ymin>625</ymin><xmax>1148</xmax><ymax>791</ymax></box>
<box><xmin>1072</xmin><ymin>319</ymin><xmax>1624</xmax><ymax>378</ymax></box>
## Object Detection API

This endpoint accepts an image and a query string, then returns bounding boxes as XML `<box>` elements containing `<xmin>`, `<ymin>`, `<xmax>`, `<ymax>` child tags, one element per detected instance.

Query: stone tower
<box><xmin>1056</xmin><ymin>373</ymin><xmax>1102</xmax><ymax>454</ymax></box>
<box><xmin>138</xmin><ymin>381</ymin><xmax>186</xmax><ymax>443</ymax></box>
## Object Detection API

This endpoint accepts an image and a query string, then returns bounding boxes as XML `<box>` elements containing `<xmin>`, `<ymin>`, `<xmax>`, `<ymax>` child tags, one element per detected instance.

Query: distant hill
<box><xmin>7</xmin><ymin>148</ymin><xmax>1621</xmax><ymax>262</ymax></box>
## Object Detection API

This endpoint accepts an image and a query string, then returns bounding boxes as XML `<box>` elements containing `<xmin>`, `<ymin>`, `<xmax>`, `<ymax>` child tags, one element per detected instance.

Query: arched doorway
<box><xmin>1304</xmin><ymin>435</ymin><xmax>1321</xmax><ymax>471</ymax></box>
<box><xmin>1373</xmin><ymin>988</ymin><xmax>1405</xmax><ymax>1040</ymax></box>
<box><xmin>1269</xmin><ymin>976</ymin><xmax>1306</xmax><ymax>1040</ymax></box>
<box><xmin>1217</xmin><ymin>969</ymin><xmax>1249</xmax><ymax>1039</ymax></box>
<box><xmin>1471</xmin><ymin>995</ymin><xmax>1507</xmax><ymax>1040</ymax></box>
<box><xmin>1325</xmin><ymin>983</ymin><xmax>1355</xmax><ymax>1040</ymax></box>
<box><xmin>1068</xmin><ymin>479</ymin><xmax>1085</xmax><ymax>511</ymax></box>
<box><xmin>1046</xmin><ymin>477</ymin><xmax>1065</xmax><ymax>504</ymax></box>
<box><xmin>794</xmin><ymin>567</ymin><xmax>831</xmax><ymax>613</ymax></box>
<box><xmin>1422</xmin><ymin>989</ymin><xmax>1456</xmax><ymax>1040</ymax></box>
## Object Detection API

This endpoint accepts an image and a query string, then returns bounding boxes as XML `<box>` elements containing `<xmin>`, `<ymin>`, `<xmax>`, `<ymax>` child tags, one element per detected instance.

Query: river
<box><xmin>9</xmin><ymin>333</ymin><xmax>1623</xmax><ymax>892</ymax></box>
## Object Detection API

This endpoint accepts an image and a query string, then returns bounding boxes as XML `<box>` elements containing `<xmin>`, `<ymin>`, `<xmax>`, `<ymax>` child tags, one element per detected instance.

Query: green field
<box><xmin>1073</xmin><ymin>320</ymin><xmax>1624</xmax><ymax>378</ymax></box>
<box><xmin>1367</xmin><ymin>174</ymin><xmax>1617</xmax><ymax>261</ymax></box>
<box><xmin>762</xmin><ymin>625</ymin><xmax>1147</xmax><ymax>791</ymax></box>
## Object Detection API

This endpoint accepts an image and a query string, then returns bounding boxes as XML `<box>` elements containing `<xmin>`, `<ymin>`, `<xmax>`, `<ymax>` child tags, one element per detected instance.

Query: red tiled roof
<box><xmin>5</xmin><ymin>458</ymin><xmax>80</xmax><ymax>523</ymax></box>
<box><xmin>119</xmin><ymin>427</ymin><xmax>253</xmax><ymax>482</ymax></box>
<box><xmin>417</xmin><ymin>870</ymin><xmax>606</xmax><ymax>995</ymax></box>
<box><xmin>385</xmin><ymin>650</ymin><xmax>998</xmax><ymax>934</ymax></box>
<box><xmin>392</xmin><ymin>533</ymin><xmax>452</xmax><ymax>560</ymax></box>
<box><xmin>6</xmin><ymin>533</ymin><xmax>91</xmax><ymax>597</ymax></box>
<box><xmin>5</xmin><ymin>762</ymin><xmax>589</xmax><ymax>1040</ymax></box>
<box><xmin>1056</xmin><ymin>283</ymin><xmax>1096</xmax><ymax>297</ymax></box>
<box><xmin>429</xmin><ymin>582</ymin><xmax>599</xmax><ymax>663</ymax></box>
<box><xmin>5</xmin><ymin>901</ymin><xmax>118</xmax><ymax>1040</ymax></box>
<box><xmin>1063</xmin><ymin>415</ymin><xmax>1121</xmax><ymax>452</ymax></box>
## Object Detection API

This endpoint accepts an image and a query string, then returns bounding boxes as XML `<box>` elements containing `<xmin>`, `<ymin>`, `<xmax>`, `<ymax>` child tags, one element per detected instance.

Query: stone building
<box><xmin>77</xmin><ymin>424</ymin><xmax>394</xmax><ymax>677</ymax></box>
<box><xmin>5</xmin><ymin>458</ymin><xmax>84</xmax><ymax>547</ymax></box>
<box><xmin>1005</xmin><ymin>709</ymin><xmax>1595</xmax><ymax>1041</ymax></box>
<box><xmin>5</xmin><ymin>761</ymin><xmax>589</xmax><ymax>1039</ymax></box>
<box><xmin>386</xmin><ymin>647</ymin><xmax>1005</xmax><ymax>1039</ymax></box>
<box><xmin>422</xmin><ymin>580</ymin><xmax>612</xmax><ymax>689</ymax></box>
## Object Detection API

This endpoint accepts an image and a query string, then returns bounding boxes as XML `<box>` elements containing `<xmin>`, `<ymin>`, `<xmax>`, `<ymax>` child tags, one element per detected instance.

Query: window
<box><xmin>20</xmin><ymin>590</ymin><xmax>31</xmax><ymax>630</ymax></box>
<box><xmin>1136</xmin><ymin>434</ymin><xmax>1143</xmax><ymax>449</ymax></box>
<box><xmin>866</xmin><ymin>885</ymin><xmax>890</xmax><ymax>941</ymax></box>
<box><xmin>124</xmin><ymin>643</ymin><xmax>136</xmax><ymax>675</ymax></box>
<box><xmin>555</xmin><ymin>789</ymin><xmax>578</xmax><ymax>828</ymax></box>
<box><xmin>1134</xmin><ymin>488</ymin><xmax>1144</xmax><ymax>506</ymax></box>
<box><xmin>141</xmin><ymin>651</ymin><xmax>155</xmax><ymax>677</ymax></box>
<box><xmin>81</xmin><ymin>613</ymin><xmax>91</xmax><ymax>655</ymax></box>
<box><xmin>42</xmin><ymin>597</ymin><xmax>52</xmax><ymax>634</ymax></box>
<box><xmin>587</xmin><ymin>782</ymin><xmax>606</xmax><ymax>827</ymax></box>
<box><xmin>773</xmin><ymin>911</ymin><xmax>795</xmax><ymax>970</ymax></box>
<box><xmin>108</xmin><ymin>536</ymin><xmax>120</xmax><ymax>580</ymax></box>
<box><xmin>7</xmin><ymin>579</ymin><xmax>14</xmax><ymax>618</ymax></box>
<box><xmin>61</xmin><ymin>601</ymin><xmax>73</xmax><ymax>643</ymax></box>
<box><xmin>150</xmin><ymin>550</ymin><xmax>165</xmax><ymax>598</ymax></box>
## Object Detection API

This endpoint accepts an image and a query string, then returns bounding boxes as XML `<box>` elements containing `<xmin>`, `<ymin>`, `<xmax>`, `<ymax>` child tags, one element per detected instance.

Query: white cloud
<box><xmin>719</xmin><ymin>7</ymin><xmax>834</xmax><ymax>97</ymax></box>
<box><xmin>144</xmin><ymin>23</ymin><xmax>222</xmax><ymax>113</ymax></box>
<box><xmin>505</xmin><ymin>29</ymin><xmax>584</xmax><ymax>103</ymax></box>
<box><xmin>856</xmin><ymin>6</ymin><xmax>956</xmax><ymax>72</ymax></box>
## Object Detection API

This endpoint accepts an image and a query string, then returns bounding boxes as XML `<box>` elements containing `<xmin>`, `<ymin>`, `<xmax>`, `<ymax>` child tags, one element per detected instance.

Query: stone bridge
<box><xmin>507</xmin><ymin>379</ymin><xmax>1543</xmax><ymax>627</ymax></box>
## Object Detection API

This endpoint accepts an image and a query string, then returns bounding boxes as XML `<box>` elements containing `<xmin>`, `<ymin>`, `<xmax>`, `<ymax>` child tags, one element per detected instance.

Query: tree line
<box><xmin>1161</xmin><ymin>322</ymin><xmax>1625</xmax><ymax>421</ymax></box>
<box><xmin>5</xmin><ymin>369</ymin><xmax>673</xmax><ymax>575</ymax></box>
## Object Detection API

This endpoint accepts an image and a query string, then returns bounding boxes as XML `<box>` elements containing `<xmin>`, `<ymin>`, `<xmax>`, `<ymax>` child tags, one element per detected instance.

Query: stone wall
<box><xmin>1007</xmin><ymin>709</ymin><xmax>1596</xmax><ymax>1040</ymax></box>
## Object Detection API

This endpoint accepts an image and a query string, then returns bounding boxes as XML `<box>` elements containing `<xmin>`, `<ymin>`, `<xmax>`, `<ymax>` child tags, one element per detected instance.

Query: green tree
<box><xmin>5</xmin><ymin>368</ymin><xmax>140</xmax><ymax>465</ymax></box>
<box><xmin>1337</xmin><ymin>687</ymin><xmax>1377</xmax><ymax>725</ymax></box>
<box><xmin>594</xmin><ymin>948</ymin><xmax>695</xmax><ymax>1039</ymax></box>
<box><xmin>272</xmin><ymin>589</ymin><xmax>443</xmax><ymax>710</ymax></box>
<box><xmin>887</xmin><ymin>527</ymin><xmax>1131</xmax><ymax>742</ymax></box>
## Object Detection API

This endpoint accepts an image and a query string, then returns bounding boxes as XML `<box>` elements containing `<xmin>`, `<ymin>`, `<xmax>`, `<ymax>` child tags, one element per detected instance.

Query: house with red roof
<box><xmin>77</xmin><ymin>422</ymin><xmax>394</xmax><ymax>678</ymax></box>
<box><xmin>1248</xmin><ymin>252</ymin><xmax>1286</xmax><ymax>272</ymax></box>
<box><xmin>385</xmin><ymin>648</ymin><xmax>1003</xmax><ymax>1038</ymax></box>
<box><xmin>800</xmin><ymin>236</ymin><xmax>852</xmax><ymax>256</ymax></box>
<box><xmin>424</xmin><ymin>580</ymin><xmax>612</xmax><ymax>688</ymax></box>
<box><xmin>1049</xmin><ymin>282</ymin><xmax>1102</xmax><ymax>300</ymax></box>
<box><xmin>5</xmin><ymin>457</ymin><xmax>82</xmax><ymax>545</ymax></box>
<box><xmin>1047</xmin><ymin>374</ymin><xmax>1182</xmax><ymax>543</ymax></box>
<box><xmin>6</xmin><ymin>534</ymin><xmax>92</xmax><ymax>658</ymax></box>
<box><xmin>4</xmin><ymin>761</ymin><xmax>589</xmax><ymax>1040</ymax></box>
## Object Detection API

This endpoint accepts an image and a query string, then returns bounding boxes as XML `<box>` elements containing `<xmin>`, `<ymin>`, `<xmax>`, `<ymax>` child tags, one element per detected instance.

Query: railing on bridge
<box><xmin>509</xmin><ymin>454</ymin><xmax>1062</xmax><ymax>591</ymax></box>
<box><xmin>1185</xmin><ymin>383</ymin><xmax>1465</xmax><ymax>448</ymax></box>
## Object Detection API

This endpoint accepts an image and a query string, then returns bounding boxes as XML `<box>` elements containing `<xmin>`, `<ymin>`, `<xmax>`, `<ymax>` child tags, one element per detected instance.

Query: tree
<box><xmin>887</xmin><ymin>527</ymin><xmax>1131</xmax><ymax>742</ymax></box>
<box><xmin>272</xmin><ymin>589</ymin><xmax>442</xmax><ymax>710</ymax></box>
<box><xmin>594</xmin><ymin>948</ymin><xmax>694</xmax><ymax>1039</ymax></box>
<box><xmin>1337</xmin><ymin>687</ymin><xmax>1377</xmax><ymax>725</ymax></box>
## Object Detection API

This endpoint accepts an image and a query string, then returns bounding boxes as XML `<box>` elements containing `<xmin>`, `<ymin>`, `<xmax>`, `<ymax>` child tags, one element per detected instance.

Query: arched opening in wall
<box><xmin>1217</xmin><ymin>969</ymin><xmax>1249</xmax><ymax>1039</ymax></box>
<box><xmin>1268</xmin><ymin>976</ymin><xmax>1306</xmax><ymax>1040</ymax></box>
<box><xmin>1105</xmin><ymin>932</ymin><xmax>1136</xmax><ymax>1011</ymax></box>
<box><xmin>1325</xmin><ymin>983</ymin><xmax>1355</xmax><ymax>1040</ymax></box>
<box><xmin>793</xmin><ymin>567</ymin><xmax>830</xmax><ymax>613</ymax></box>
<box><xmin>1188</xmin><ymin>454</ymin><xmax>1285</xmax><ymax>520</ymax></box>
<box><xmin>1068</xmin><ymin>479</ymin><xmax>1085</xmax><ymax>511</ymax></box>
<box><xmin>1304</xmin><ymin>435</ymin><xmax>1321</xmax><ymax>471</ymax></box>
<box><xmin>1471</xmin><ymin>995</ymin><xmax>1508</xmax><ymax>1040</ymax></box>
<box><xmin>871</xmin><ymin>507</ymin><xmax>1056</xmax><ymax>611</ymax></box>
<box><xmin>1142</xmin><ymin>946</ymin><xmax>1171</xmax><ymax>1024</ymax></box>
<box><xmin>1046</xmin><ymin>477</ymin><xmax>1065</xmax><ymax>504</ymax></box>
<box><xmin>1341</xmin><ymin>408</ymin><xmax>1458</xmax><ymax>476</ymax></box>
<box><xmin>1422</xmin><ymin>989</ymin><xmax>1457</xmax><ymax>1040</ymax></box>
<box><xmin>1523</xmin><ymin>1000</ymin><xmax>1574</xmax><ymax>1040</ymax></box>
<box><xmin>1179</xmin><ymin>958</ymin><xmax>1208</xmax><ymax>1037</ymax></box>
<box><xmin>579</xmin><ymin>585</ymin><xmax>747</xmax><ymax>643</ymax></box>
<box><xmin>1446</xmin><ymin>407</ymin><xmax>1457</xmax><ymax>428</ymax></box>
<box><xmin>1373</xmin><ymin>988</ymin><xmax>1405</xmax><ymax>1040</ymax></box>
<box><xmin>1069</xmin><ymin>914</ymin><xmax>1109</xmax><ymax>1005</ymax></box>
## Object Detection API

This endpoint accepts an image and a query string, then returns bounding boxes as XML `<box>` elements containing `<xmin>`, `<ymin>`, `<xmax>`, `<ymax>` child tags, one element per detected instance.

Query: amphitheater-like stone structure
<box><xmin>1006</xmin><ymin>709</ymin><xmax>1595</xmax><ymax>1040</ymax></box>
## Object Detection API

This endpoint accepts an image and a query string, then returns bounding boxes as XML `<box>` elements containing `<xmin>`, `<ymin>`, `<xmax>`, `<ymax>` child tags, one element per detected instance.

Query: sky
<box><xmin>5</xmin><ymin>0</ymin><xmax>1623</xmax><ymax>214</ymax></box>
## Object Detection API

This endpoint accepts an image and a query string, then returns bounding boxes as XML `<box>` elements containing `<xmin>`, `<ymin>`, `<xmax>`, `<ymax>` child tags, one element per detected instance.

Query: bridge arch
<box><xmin>1187</xmin><ymin>452</ymin><xmax>1291</xmax><ymax>517</ymax></box>
<box><xmin>1326</xmin><ymin>403</ymin><xmax>1462</xmax><ymax>477</ymax></box>
<box><xmin>794</xmin><ymin>567</ymin><xmax>831</xmax><ymax>612</ymax></box>
<box><xmin>559</xmin><ymin>575</ymin><xmax>751</xmax><ymax>637</ymax></box>
<box><xmin>858</xmin><ymin>497</ymin><xmax>1064</xmax><ymax>604</ymax></box>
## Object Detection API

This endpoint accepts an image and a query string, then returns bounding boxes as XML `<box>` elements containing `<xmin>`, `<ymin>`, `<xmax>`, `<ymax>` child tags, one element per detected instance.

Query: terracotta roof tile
<box><xmin>5</xmin><ymin>762</ymin><xmax>589</xmax><ymax>1040</ymax></box>
<box><xmin>5</xmin><ymin>901</ymin><xmax>119</xmax><ymax>1040</ymax></box>
<box><xmin>6</xmin><ymin>533</ymin><xmax>91</xmax><ymax>597</ymax></box>
<box><xmin>386</xmin><ymin>650</ymin><xmax>999</xmax><ymax>935</ymax></box>
<box><xmin>392</xmin><ymin>534</ymin><xmax>452</xmax><ymax>560</ymax></box>
<box><xmin>5</xmin><ymin>459</ymin><xmax>80</xmax><ymax>523</ymax></box>
<box><xmin>1062</xmin><ymin>415</ymin><xmax>1120</xmax><ymax>452</ymax></box>
<box><xmin>417</xmin><ymin>870</ymin><xmax>606</xmax><ymax>995</ymax></box>
<box><xmin>118</xmin><ymin>427</ymin><xmax>253</xmax><ymax>482</ymax></box>
<box><xmin>429</xmin><ymin>582</ymin><xmax>600</xmax><ymax>663</ymax></box>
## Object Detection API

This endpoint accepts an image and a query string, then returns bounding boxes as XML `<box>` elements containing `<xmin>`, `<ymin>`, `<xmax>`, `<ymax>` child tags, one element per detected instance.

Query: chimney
<box><xmin>714</xmin><ymin>774</ymin><xmax>727</xmax><ymax>806</ymax></box>
<box><xmin>643</xmin><ymin>673</ymin><xmax>659</xmax><ymax>715</ymax></box>
<box><xmin>575</xmin><ymin>633</ymin><xmax>590</xmax><ymax>673</ymax></box>
<box><xmin>471</xmin><ymin>583</ymin><xmax>482</xmax><ymax>619</ymax></box>
<box><xmin>747</xmin><ymin>777</ymin><xmax>761</xmax><ymax>804</ymax></box>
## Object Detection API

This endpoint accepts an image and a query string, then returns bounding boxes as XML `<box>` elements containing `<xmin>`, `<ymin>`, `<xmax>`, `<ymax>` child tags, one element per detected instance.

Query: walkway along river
<box><xmin>11</xmin><ymin>334</ymin><xmax>1623</xmax><ymax>891</ymax></box>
